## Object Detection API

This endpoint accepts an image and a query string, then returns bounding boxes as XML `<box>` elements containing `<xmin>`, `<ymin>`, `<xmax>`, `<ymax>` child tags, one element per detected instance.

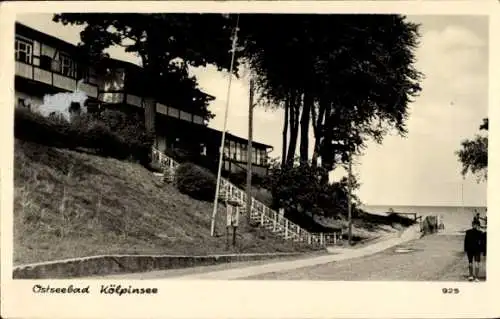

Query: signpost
<box><xmin>225</xmin><ymin>200</ymin><xmax>241</xmax><ymax>247</ymax></box>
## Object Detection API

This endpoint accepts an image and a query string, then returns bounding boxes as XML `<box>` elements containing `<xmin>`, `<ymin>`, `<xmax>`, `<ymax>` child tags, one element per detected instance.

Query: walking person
<box><xmin>464</xmin><ymin>220</ymin><xmax>484</xmax><ymax>282</ymax></box>
<box><xmin>472</xmin><ymin>210</ymin><xmax>481</xmax><ymax>226</ymax></box>
<box><xmin>473</xmin><ymin>210</ymin><xmax>487</xmax><ymax>230</ymax></box>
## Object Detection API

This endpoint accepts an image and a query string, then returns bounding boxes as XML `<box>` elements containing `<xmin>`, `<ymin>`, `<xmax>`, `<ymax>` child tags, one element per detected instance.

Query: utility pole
<box><xmin>346</xmin><ymin>120</ymin><xmax>354</xmax><ymax>246</ymax></box>
<box><xmin>246</xmin><ymin>79</ymin><xmax>255</xmax><ymax>221</ymax></box>
<box><xmin>461</xmin><ymin>179</ymin><xmax>465</xmax><ymax>215</ymax></box>
<box><xmin>347</xmin><ymin>151</ymin><xmax>353</xmax><ymax>246</ymax></box>
<box><xmin>210</xmin><ymin>14</ymin><xmax>240</xmax><ymax>237</ymax></box>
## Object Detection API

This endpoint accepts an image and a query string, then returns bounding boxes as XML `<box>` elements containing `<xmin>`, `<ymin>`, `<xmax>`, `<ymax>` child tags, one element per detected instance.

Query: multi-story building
<box><xmin>14</xmin><ymin>22</ymin><xmax>272</xmax><ymax>176</ymax></box>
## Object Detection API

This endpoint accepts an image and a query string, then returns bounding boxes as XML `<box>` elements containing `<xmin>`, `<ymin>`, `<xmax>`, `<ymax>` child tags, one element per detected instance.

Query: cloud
<box><xmin>417</xmin><ymin>27</ymin><xmax>487</xmax><ymax>101</ymax></box>
<box><xmin>434</xmin><ymin>25</ymin><xmax>486</xmax><ymax>49</ymax></box>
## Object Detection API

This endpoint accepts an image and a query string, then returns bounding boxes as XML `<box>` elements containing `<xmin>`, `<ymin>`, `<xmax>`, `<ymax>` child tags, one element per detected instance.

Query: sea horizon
<box><xmin>361</xmin><ymin>204</ymin><xmax>487</xmax><ymax>209</ymax></box>
<box><xmin>361</xmin><ymin>204</ymin><xmax>487</xmax><ymax>213</ymax></box>
<box><xmin>361</xmin><ymin>204</ymin><xmax>487</xmax><ymax>233</ymax></box>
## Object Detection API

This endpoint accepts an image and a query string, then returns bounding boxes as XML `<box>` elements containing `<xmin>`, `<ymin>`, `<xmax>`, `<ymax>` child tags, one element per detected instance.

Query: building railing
<box><xmin>15</xmin><ymin>60</ymin><xmax>99</xmax><ymax>98</ymax></box>
<box><xmin>151</xmin><ymin>147</ymin><xmax>340</xmax><ymax>247</ymax></box>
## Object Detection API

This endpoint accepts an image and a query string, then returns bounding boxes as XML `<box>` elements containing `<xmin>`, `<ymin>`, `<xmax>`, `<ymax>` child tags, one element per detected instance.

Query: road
<box><xmin>244</xmin><ymin>234</ymin><xmax>486</xmax><ymax>281</ymax></box>
<box><xmin>92</xmin><ymin>233</ymin><xmax>485</xmax><ymax>281</ymax></box>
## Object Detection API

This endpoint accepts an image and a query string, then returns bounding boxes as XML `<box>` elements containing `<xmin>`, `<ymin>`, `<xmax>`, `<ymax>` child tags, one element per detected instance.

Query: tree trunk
<box><xmin>286</xmin><ymin>90</ymin><xmax>300</xmax><ymax>166</ymax></box>
<box><xmin>143</xmin><ymin>97</ymin><xmax>156</xmax><ymax>139</ymax></box>
<box><xmin>299</xmin><ymin>90</ymin><xmax>312</xmax><ymax>165</ymax></box>
<box><xmin>141</xmin><ymin>31</ymin><xmax>159</xmax><ymax>139</ymax></box>
<box><xmin>311</xmin><ymin>147</ymin><xmax>319</xmax><ymax>167</ymax></box>
<box><xmin>311</xmin><ymin>99</ymin><xmax>327</xmax><ymax>167</ymax></box>
<box><xmin>311</xmin><ymin>101</ymin><xmax>319</xmax><ymax>167</ymax></box>
<box><xmin>282</xmin><ymin>96</ymin><xmax>289</xmax><ymax>168</ymax></box>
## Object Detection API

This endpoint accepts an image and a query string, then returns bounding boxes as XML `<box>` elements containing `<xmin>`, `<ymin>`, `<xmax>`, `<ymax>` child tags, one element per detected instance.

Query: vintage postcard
<box><xmin>0</xmin><ymin>1</ymin><xmax>498</xmax><ymax>318</ymax></box>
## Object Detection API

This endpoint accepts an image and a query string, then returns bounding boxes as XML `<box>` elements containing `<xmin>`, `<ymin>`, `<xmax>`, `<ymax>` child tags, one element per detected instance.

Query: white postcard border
<box><xmin>1</xmin><ymin>1</ymin><xmax>499</xmax><ymax>318</ymax></box>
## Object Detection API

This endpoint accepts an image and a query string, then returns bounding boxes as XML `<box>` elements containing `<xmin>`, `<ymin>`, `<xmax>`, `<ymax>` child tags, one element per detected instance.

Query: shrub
<box><xmin>15</xmin><ymin>107</ymin><xmax>153</xmax><ymax>164</ymax></box>
<box><xmin>96</xmin><ymin>110</ymin><xmax>154</xmax><ymax>164</ymax></box>
<box><xmin>175</xmin><ymin>162</ymin><xmax>216</xmax><ymax>202</ymax></box>
<box><xmin>227</xmin><ymin>171</ymin><xmax>246</xmax><ymax>187</ymax></box>
<box><xmin>226</xmin><ymin>170</ymin><xmax>266</xmax><ymax>190</ymax></box>
<box><xmin>15</xmin><ymin>108</ymin><xmax>78</xmax><ymax>149</ymax></box>
<box><xmin>252</xmin><ymin>187</ymin><xmax>273</xmax><ymax>207</ymax></box>
<box><xmin>264</xmin><ymin>162</ymin><xmax>362</xmax><ymax>231</ymax></box>
<box><xmin>145</xmin><ymin>161</ymin><xmax>164</xmax><ymax>173</ymax></box>
<box><xmin>86</xmin><ymin>121</ymin><xmax>128</xmax><ymax>158</ymax></box>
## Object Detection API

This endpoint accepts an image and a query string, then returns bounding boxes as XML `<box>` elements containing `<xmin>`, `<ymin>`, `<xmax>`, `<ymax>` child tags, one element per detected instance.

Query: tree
<box><xmin>239</xmin><ymin>14</ymin><xmax>422</xmax><ymax>170</ymax></box>
<box><xmin>266</xmin><ymin>156</ymin><xmax>361</xmax><ymax>223</ymax></box>
<box><xmin>53</xmin><ymin>13</ymin><xmax>241</xmax><ymax>124</ymax></box>
<box><xmin>457</xmin><ymin>118</ymin><xmax>488</xmax><ymax>182</ymax></box>
<box><xmin>267</xmin><ymin>159</ymin><xmax>327</xmax><ymax>220</ymax></box>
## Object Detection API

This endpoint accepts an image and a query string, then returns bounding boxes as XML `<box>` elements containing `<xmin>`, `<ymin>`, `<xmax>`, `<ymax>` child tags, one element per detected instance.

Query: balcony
<box><xmin>99</xmin><ymin>92</ymin><xmax>124</xmax><ymax>104</ymax></box>
<box><xmin>15</xmin><ymin>61</ymin><xmax>98</xmax><ymax>98</ymax></box>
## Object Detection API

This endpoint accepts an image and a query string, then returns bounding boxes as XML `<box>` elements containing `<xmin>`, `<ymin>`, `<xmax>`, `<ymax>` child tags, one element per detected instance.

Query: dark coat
<box><xmin>481</xmin><ymin>231</ymin><xmax>487</xmax><ymax>255</ymax></box>
<box><xmin>464</xmin><ymin>228</ymin><xmax>484</xmax><ymax>253</ymax></box>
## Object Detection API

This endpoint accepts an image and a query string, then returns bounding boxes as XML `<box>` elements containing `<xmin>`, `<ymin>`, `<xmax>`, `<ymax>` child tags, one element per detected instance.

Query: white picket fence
<box><xmin>151</xmin><ymin>148</ymin><xmax>340</xmax><ymax>247</ymax></box>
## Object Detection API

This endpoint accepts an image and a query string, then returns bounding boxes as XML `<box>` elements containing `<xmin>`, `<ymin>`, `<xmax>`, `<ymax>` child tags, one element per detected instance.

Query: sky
<box><xmin>16</xmin><ymin>13</ymin><xmax>489</xmax><ymax>207</ymax></box>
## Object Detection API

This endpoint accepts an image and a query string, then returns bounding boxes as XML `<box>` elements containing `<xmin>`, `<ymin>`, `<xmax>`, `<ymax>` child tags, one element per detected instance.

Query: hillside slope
<box><xmin>14</xmin><ymin>140</ymin><xmax>320</xmax><ymax>265</ymax></box>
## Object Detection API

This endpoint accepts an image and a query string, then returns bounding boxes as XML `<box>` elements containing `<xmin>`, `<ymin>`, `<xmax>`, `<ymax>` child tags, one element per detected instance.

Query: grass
<box><xmin>14</xmin><ymin>139</ymin><xmax>322</xmax><ymax>265</ymax></box>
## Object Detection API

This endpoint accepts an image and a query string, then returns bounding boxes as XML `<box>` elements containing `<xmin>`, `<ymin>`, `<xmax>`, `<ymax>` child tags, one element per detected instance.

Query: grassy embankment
<box><xmin>14</xmin><ymin>139</ymin><xmax>321</xmax><ymax>265</ymax></box>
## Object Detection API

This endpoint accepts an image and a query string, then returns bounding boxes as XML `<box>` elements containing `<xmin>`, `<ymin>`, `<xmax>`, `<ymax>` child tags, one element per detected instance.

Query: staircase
<box><xmin>152</xmin><ymin>148</ymin><xmax>340</xmax><ymax>248</ymax></box>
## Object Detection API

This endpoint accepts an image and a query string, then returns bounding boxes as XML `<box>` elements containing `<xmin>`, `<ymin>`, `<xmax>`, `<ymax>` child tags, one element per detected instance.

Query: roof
<box><xmin>16</xmin><ymin>22</ymin><xmax>80</xmax><ymax>56</ymax></box>
<box><xmin>205</xmin><ymin>126</ymin><xmax>274</xmax><ymax>150</ymax></box>
<box><xmin>157</xmin><ymin>114</ymin><xmax>273</xmax><ymax>150</ymax></box>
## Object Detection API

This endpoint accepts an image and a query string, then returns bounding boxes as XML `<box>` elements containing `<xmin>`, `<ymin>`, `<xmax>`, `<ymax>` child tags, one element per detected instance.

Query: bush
<box><xmin>95</xmin><ymin>110</ymin><xmax>154</xmax><ymax>164</ymax></box>
<box><xmin>175</xmin><ymin>162</ymin><xmax>216</xmax><ymax>202</ymax></box>
<box><xmin>225</xmin><ymin>170</ymin><xmax>266</xmax><ymax>190</ymax></box>
<box><xmin>264</xmin><ymin>163</ymin><xmax>361</xmax><ymax>231</ymax></box>
<box><xmin>15</xmin><ymin>107</ymin><xmax>153</xmax><ymax>164</ymax></box>
<box><xmin>252</xmin><ymin>187</ymin><xmax>273</xmax><ymax>207</ymax></box>
<box><xmin>86</xmin><ymin>121</ymin><xmax>128</xmax><ymax>158</ymax></box>
<box><xmin>15</xmin><ymin>108</ymin><xmax>78</xmax><ymax>149</ymax></box>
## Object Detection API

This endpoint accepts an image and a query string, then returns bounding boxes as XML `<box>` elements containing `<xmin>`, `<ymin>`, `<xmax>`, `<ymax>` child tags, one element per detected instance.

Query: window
<box><xmin>77</xmin><ymin>66</ymin><xmax>88</xmax><ymax>81</ymax></box>
<box><xmin>60</xmin><ymin>53</ymin><xmax>76</xmax><ymax>78</ymax></box>
<box><xmin>252</xmin><ymin>148</ymin><xmax>257</xmax><ymax>165</ymax></box>
<box><xmin>236</xmin><ymin>143</ymin><xmax>241</xmax><ymax>162</ymax></box>
<box><xmin>88</xmin><ymin>67</ymin><xmax>98</xmax><ymax>84</ymax></box>
<box><xmin>51</xmin><ymin>59</ymin><xmax>61</xmax><ymax>73</ymax></box>
<box><xmin>39</xmin><ymin>55</ymin><xmax>52</xmax><ymax>70</ymax></box>
<box><xmin>230</xmin><ymin>141</ymin><xmax>236</xmax><ymax>160</ymax></box>
<box><xmin>256</xmin><ymin>149</ymin><xmax>261</xmax><ymax>166</ymax></box>
<box><xmin>224</xmin><ymin>145</ymin><xmax>229</xmax><ymax>158</ymax></box>
<box><xmin>241</xmin><ymin>145</ymin><xmax>247</xmax><ymax>162</ymax></box>
<box><xmin>15</xmin><ymin>38</ymin><xmax>33</xmax><ymax>64</ymax></box>
<box><xmin>260</xmin><ymin>150</ymin><xmax>267</xmax><ymax>165</ymax></box>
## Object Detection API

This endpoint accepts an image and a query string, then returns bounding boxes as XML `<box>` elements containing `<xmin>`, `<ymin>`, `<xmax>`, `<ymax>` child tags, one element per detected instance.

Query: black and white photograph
<box><xmin>1</xmin><ymin>1</ymin><xmax>498</xmax><ymax>319</ymax></box>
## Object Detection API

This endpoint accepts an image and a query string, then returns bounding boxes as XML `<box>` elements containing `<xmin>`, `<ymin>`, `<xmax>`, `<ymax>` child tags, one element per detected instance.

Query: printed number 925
<box><xmin>442</xmin><ymin>288</ymin><xmax>460</xmax><ymax>294</ymax></box>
